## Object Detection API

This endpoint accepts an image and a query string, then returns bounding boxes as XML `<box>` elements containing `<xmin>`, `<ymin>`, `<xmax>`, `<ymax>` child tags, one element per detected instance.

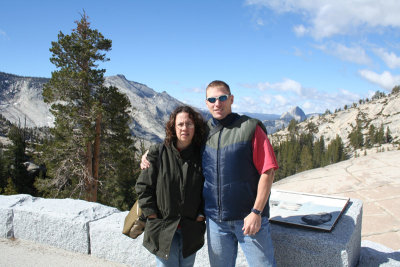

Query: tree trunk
<box><xmin>85</xmin><ymin>141</ymin><xmax>93</xmax><ymax>201</ymax></box>
<box><xmin>92</xmin><ymin>112</ymin><xmax>102</xmax><ymax>202</ymax></box>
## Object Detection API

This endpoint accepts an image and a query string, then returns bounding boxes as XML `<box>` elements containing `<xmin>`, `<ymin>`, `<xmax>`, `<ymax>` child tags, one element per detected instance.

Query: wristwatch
<box><xmin>251</xmin><ymin>208</ymin><xmax>262</xmax><ymax>215</ymax></box>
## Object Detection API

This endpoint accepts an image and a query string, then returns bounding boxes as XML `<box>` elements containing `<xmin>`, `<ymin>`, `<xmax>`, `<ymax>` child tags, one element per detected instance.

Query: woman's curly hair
<box><xmin>164</xmin><ymin>105</ymin><xmax>206</xmax><ymax>147</ymax></box>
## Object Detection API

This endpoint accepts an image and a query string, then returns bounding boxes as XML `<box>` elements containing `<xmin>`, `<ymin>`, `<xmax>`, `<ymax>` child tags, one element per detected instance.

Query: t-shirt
<box><xmin>252</xmin><ymin>125</ymin><xmax>279</xmax><ymax>175</ymax></box>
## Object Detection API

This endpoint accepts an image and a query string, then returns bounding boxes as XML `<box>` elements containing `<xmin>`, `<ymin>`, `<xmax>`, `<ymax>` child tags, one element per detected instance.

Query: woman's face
<box><xmin>175</xmin><ymin>112</ymin><xmax>195</xmax><ymax>149</ymax></box>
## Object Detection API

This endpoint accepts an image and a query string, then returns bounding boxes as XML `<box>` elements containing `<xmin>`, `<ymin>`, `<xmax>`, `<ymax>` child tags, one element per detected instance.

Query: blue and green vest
<box><xmin>202</xmin><ymin>113</ymin><xmax>270</xmax><ymax>221</ymax></box>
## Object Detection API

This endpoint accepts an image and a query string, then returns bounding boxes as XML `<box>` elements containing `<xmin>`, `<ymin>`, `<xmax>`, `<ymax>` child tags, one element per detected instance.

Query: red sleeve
<box><xmin>252</xmin><ymin>125</ymin><xmax>279</xmax><ymax>175</ymax></box>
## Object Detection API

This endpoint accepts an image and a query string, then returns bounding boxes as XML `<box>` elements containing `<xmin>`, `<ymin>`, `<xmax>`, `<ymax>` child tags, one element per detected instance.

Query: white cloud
<box><xmin>358</xmin><ymin>69</ymin><xmax>400</xmax><ymax>91</ymax></box>
<box><xmin>232</xmin><ymin>103</ymin><xmax>240</xmax><ymax>110</ymax></box>
<box><xmin>338</xmin><ymin>89</ymin><xmax>359</xmax><ymax>99</ymax></box>
<box><xmin>373</xmin><ymin>48</ymin><xmax>400</xmax><ymax>69</ymax></box>
<box><xmin>0</xmin><ymin>29</ymin><xmax>8</xmax><ymax>39</ymax></box>
<box><xmin>236</xmin><ymin>77</ymin><xmax>363</xmax><ymax>114</ymax></box>
<box><xmin>260</xmin><ymin>95</ymin><xmax>272</xmax><ymax>105</ymax></box>
<box><xmin>257</xmin><ymin>78</ymin><xmax>303</xmax><ymax>95</ymax></box>
<box><xmin>234</xmin><ymin>95</ymin><xmax>270</xmax><ymax>113</ymax></box>
<box><xmin>293</xmin><ymin>24</ymin><xmax>308</xmax><ymax>36</ymax></box>
<box><xmin>316</xmin><ymin>42</ymin><xmax>371</xmax><ymax>65</ymax></box>
<box><xmin>243</xmin><ymin>96</ymin><xmax>256</xmax><ymax>105</ymax></box>
<box><xmin>274</xmin><ymin>95</ymin><xmax>288</xmax><ymax>105</ymax></box>
<box><xmin>234</xmin><ymin>86</ymin><xmax>361</xmax><ymax>114</ymax></box>
<box><xmin>302</xmin><ymin>88</ymin><xmax>360</xmax><ymax>113</ymax></box>
<box><xmin>302</xmin><ymin>101</ymin><xmax>313</xmax><ymax>110</ymax></box>
<box><xmin>245</xmin><ymin>0</ymin><xmax>400</xmax><ymax>39</ymax></box>
<box><xmin>190</xmin><ymin>87</ymin><xmax>203</xmax><ymax>93</ymax></box>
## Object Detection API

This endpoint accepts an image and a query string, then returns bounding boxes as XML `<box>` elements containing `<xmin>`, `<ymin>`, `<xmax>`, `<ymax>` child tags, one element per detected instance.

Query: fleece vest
<box><xmin>202</xmin><ymin>115</ymin><xmax>270</xmax><ymax>221</ymax></box>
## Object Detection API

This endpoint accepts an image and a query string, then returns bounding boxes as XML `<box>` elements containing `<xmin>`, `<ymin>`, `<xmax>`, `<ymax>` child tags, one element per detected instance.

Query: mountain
<box><xmin>270</xmin><ymin>92</ymin><xmax>400</xmax><ymax>148</ymax></box>
<box><xmin>0</xmin><ymin>71</ymin><xmax>308</xmax><ymax>141</ymax></box>
<box><xmin>251</xmin><ymin>106</ymin><xmax>307</xmax><ymax>134</ymax></box>
<box><xmin>0</xmin><ymin>72</ymin><xmax>53</xmax><ymax>128</ymax></box>
<box><xmin>280</xmin><ymin>106</ymin><xmax>307</xmax><ymax>122</ymax></box>
<box><xmin>0</xmin><ymin>72</ymin><xmax>184</xmax><ymax>142</ymax></box>
<box><xmin>103</xmin><ymin>75</ymin><xmax>184</xmax><ymax>141</ymax></box>
<box><xmin>6</xmin><ymin>71</ymin><xmax>395</xmax><ymax>149</ymax></box>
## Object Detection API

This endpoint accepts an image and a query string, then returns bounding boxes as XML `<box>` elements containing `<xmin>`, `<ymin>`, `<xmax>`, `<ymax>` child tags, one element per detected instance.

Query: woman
<box><xmin>135</xmin><ymin>105</ymin><xmax>206</xmax><ymax>267</ymax></box>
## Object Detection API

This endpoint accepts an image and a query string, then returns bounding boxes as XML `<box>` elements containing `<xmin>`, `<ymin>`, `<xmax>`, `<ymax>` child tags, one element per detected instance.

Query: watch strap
<box><xmin>251</xmin><ymin>208</ymin><xmax>261</xmax><ymax>215</ymax></box>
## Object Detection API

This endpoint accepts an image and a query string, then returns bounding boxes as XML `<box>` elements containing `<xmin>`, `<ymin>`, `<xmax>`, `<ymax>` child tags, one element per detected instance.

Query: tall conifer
<box><xmin>39</xmin><ymin>12</ymin><xmax>136</xmax><ymax>205</ymax></box>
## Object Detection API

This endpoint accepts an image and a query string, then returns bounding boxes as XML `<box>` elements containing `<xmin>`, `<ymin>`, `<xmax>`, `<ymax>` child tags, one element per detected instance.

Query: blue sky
<box><xmin>2</xmin><ymin>0</ymin><xmax>400</xmax><ymax>115</ymax></box>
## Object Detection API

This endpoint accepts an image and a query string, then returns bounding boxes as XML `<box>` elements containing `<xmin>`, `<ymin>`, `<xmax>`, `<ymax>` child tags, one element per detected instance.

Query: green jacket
<box><xmin>135</xmin><ymin>143</ymin><xmax>205</xmax><ymax>260</ymax></box>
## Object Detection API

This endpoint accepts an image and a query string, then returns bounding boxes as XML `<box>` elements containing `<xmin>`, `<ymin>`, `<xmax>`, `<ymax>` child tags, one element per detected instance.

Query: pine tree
<box><xmin>385</xmin><ymin>126</ymin><xmax>393</xmax><ymax>143</ymax></box>
<box><xmin>375</xmin><ymin>124</ymin><xmax>385</xmax><ymax>145</ymax></box>
<box><xmin>38</xmin><ymin>12</ymin><xmax>136</xmax><ymax>205</ymax></box>
<box><xmin>392</xmin><ymin>85</ymin><xmax>400</xmax><ymax>94</ymax></box>
<box><xmin>325</xmin><ymin>135</ymin><xmax>345</xmax><ymax>164</ymax></box>
<box><xmin>312</xmin><ymin>136</ymin><xmax>325</xmax><ymax>168</ymax></box>
<box><xmin>0</xmin><ymin>150</ymin><xmax>6</xmax><ymax>193</ymax></box>
<box><xmin>305</xmin><ymin>122</ymin><xmax>318</xmax><ymax>135</ymax></box>
<box><xmin>299</xmin><ymin>145</ymin><xmax>313</xmax><ymax>172</ymax></box>
<box><xmin>366</xmin><ymin>124</ymin><xmax>376</xmax><ymax>148</ymax></box>
<box><xmin>4</xmin><ymin>125</ymin><xmax>34</xmax><ymax>194</ymax></box>
<box><xmin>4</xmin><ymin>177</ymin><xmax>18</xmax><ymax>195</ymax></box>
<box><xmin>274</xmin><ymin>137</ymin><xmax>301</xmax><ymax>181</ymax></box>
<box><xmin>288</xmin><ymin>119</ymin><xmax>298</xmax><ymax>137</ymax></box>
<box><xmin>348</xmin><ymin>120</ymin><xmax>363</xmax><ymax>149</ymax></box>
<box><xmin>95</xmin><ymin>85</ymin><xmax>138</xmax><ymax>210</ymax></box>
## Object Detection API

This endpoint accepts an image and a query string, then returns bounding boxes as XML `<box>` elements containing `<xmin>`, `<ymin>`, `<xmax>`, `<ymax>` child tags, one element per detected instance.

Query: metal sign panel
<box><xmin>269</xmin><ymin>189</ymin><xmax>350</xmax><ymax>231</ymax></box>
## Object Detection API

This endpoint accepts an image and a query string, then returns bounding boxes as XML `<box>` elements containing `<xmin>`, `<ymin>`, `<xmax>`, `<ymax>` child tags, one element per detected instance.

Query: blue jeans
<box><xmin>156</xmin><ymin>229</ymin><xmax>197</xmax><ymax>267</ymax></box>
<box><xmin>207</xmin><ymin>217</ymin><xmax>276</xmax><ymax>267</ymax></box>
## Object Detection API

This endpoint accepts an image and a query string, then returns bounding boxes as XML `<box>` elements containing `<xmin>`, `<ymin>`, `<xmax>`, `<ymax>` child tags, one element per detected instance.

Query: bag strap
<box><xmin>158</xmin><ymin>143</ymin><xmax>164</xmax><ymax>159</ymax></box>
<box><xmin>157</xmin><ymin>143</ymin><xmax>165</xmax><ymax>170</ymax></box>
<box><xmin>137</xmin><ymin>144</ymin><xmax>164</xmax><ymax>220</ymax></box>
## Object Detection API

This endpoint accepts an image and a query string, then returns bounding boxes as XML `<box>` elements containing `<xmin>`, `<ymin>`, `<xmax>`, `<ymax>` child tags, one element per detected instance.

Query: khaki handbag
<box><xmin>122</xmin><ymin>200</ymin><xmax>146</xmax><ymax>239</ymax></box>
<box><xmin>123</xmin><ymin>144</ymin><xmax>165</xmax><ymax>239</ymax></box>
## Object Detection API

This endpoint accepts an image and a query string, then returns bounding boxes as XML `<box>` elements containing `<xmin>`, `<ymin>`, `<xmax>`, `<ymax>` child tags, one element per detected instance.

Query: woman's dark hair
<box><xmin>164</xmin><ymin>105</ymin><xmax>206</xmax><ymax>147</ymax></box>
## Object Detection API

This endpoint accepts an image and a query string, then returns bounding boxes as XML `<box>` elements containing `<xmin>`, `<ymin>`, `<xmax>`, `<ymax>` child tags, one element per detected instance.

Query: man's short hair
<box><xmin>206</xmin><ymin>80</ymin><xmax>231</xmax><ymax>95</ymax></box>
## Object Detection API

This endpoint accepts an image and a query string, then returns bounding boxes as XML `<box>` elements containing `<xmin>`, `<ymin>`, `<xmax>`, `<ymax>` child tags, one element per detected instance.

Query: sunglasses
<box><xmin>206</xmin><ymin>94</ymin><xmax>230</xmax><ymax>103</ymax></box>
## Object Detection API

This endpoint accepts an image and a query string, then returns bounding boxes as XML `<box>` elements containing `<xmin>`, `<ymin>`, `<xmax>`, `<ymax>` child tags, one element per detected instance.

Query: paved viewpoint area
<box><xmin>273</xmin><ymin>149</ymin><xmax>400</xmax><ymax>250</ymax></box>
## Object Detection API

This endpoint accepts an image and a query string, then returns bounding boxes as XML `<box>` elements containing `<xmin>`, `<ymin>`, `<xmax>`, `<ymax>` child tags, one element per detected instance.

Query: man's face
<box><xmin>205</xmin><ymin>86</ymin><xmax>234</xmax><ymax>120</ymax></box>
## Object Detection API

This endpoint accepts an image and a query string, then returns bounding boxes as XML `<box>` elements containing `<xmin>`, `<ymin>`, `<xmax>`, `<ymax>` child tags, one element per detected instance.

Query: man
<box><xmin>141</xmin><ymin>80</ymin><xmax>278</xmax><ymax>266</ymax></box>
<box><xmin>202</xmin><ymin>80</ymin><xmax>278</xmax><ymax>267</ymax></box>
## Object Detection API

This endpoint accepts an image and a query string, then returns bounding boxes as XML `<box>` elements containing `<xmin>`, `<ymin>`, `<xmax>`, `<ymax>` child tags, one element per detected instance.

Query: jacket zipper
<box><xmin>217</xmin><ymin>128</ymin><xmax>223</xmax><ymax>221</ymax></box>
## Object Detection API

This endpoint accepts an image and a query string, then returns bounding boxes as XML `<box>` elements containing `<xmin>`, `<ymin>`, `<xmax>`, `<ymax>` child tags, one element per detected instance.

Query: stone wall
<box><xmin>0</xmin><ymin>194</ymin><xmax>381</xmax><ymax>267</ymax></box>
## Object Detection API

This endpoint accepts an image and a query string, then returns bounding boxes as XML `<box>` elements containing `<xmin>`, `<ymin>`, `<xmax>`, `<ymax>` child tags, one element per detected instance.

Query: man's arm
<box><xmin>242</xmin><ymin>124</ymin><xmax>277</xmax><ymax>235</ymax></box>
<box><xmin>242</xmin><ymin>168</ymin><xmax>275</xmax><ymax>235</ymax></box>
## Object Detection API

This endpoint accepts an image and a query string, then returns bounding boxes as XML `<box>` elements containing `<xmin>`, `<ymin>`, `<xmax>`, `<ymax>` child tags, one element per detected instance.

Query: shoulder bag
<box><xmin>122</xmin><ymin>144</ymin><xmax>164</xmax><ymax>239</ymax></box>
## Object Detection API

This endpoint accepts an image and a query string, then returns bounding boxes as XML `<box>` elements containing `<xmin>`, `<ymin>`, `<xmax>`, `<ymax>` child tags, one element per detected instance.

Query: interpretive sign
<box><xmin>269</xmin><ymin>189</ymin><xmax>349</xmax><ymax>231</ymax></box>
